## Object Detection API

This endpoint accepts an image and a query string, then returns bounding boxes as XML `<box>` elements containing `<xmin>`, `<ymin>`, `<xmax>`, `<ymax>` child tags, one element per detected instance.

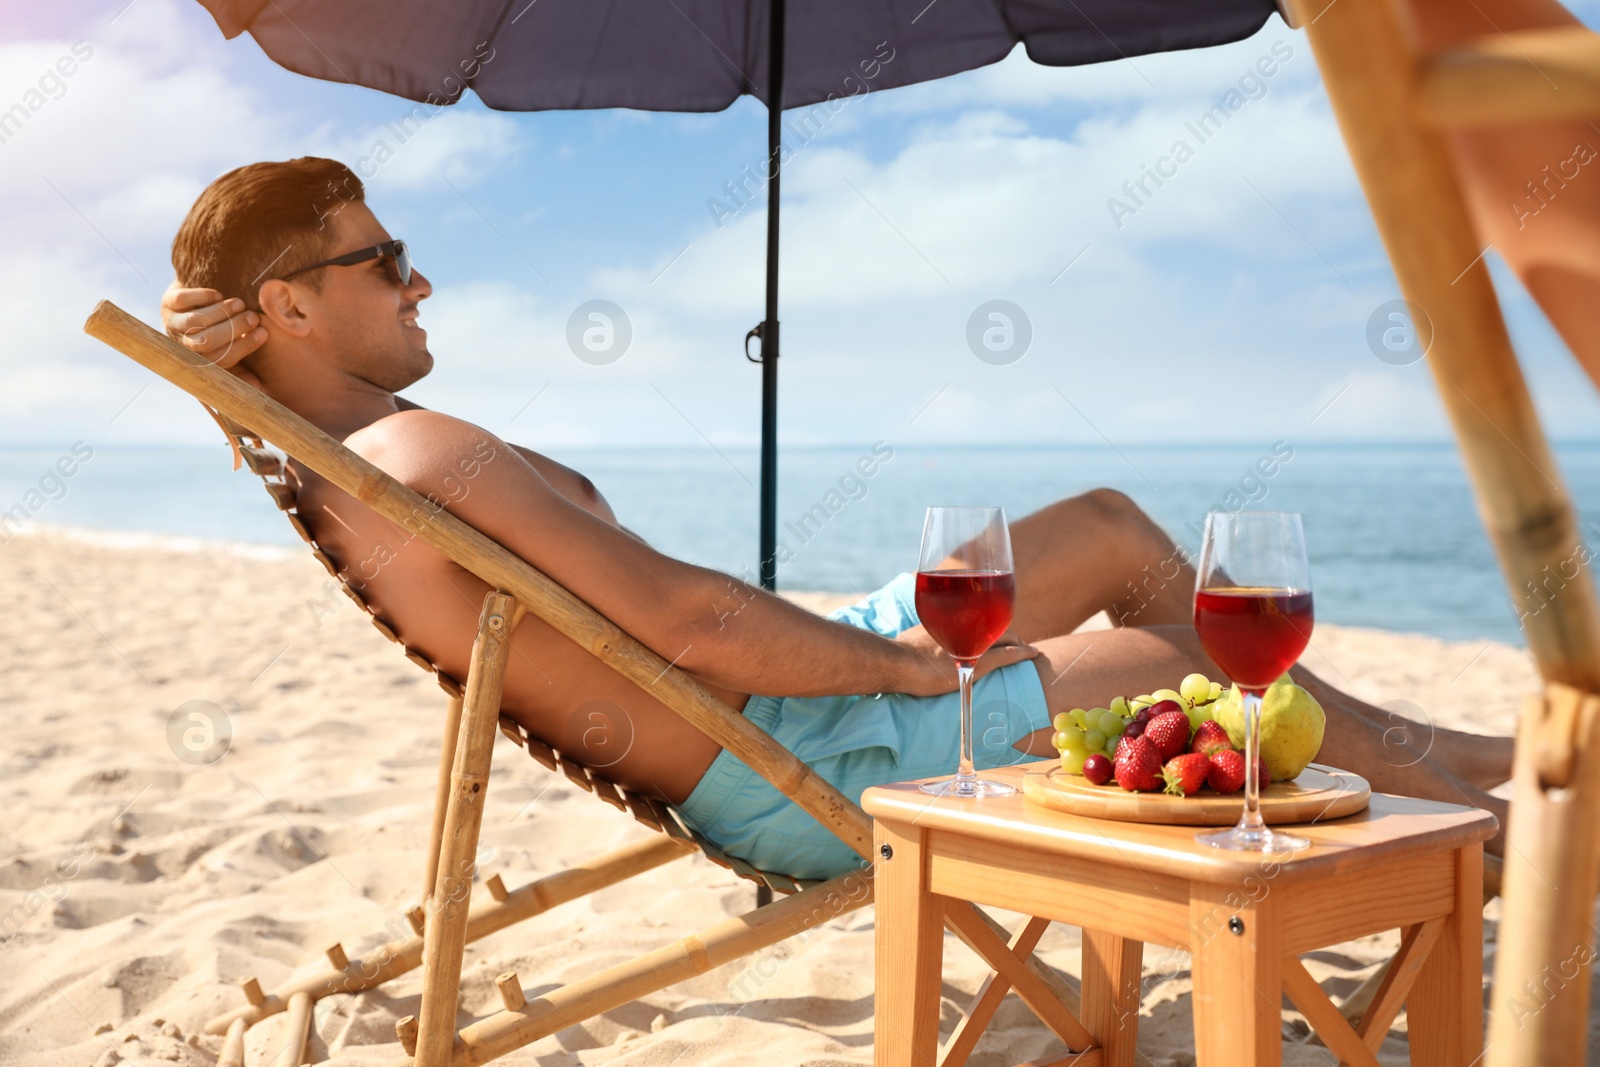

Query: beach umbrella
<box><xmin>194</xmin><ymin>0</ymin><xmax>1279</xmax><ymax>594</ymax></box>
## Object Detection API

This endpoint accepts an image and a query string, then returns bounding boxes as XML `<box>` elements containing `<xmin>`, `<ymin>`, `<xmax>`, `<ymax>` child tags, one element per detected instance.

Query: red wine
<box><xmin>915</xmin><ymin>570</ymin><xmax>1016</xmax><ymax>662</ymax></box>
<box><xmin>1193</xmin><ymin>586</ymin><xmax>1314</xmax><ymax>690</ymax></box>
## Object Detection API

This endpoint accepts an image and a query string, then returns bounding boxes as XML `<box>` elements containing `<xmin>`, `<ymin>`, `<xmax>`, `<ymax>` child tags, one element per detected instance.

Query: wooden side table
<box><xmin>865</xmin><ymin>762</ymin><xmax>1496</xmax><ymax>1067</ymax></box>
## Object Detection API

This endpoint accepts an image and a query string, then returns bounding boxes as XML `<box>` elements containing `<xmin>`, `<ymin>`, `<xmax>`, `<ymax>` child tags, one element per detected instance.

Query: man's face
<box><xmin>292</xmin><ymin>202</ymin><xmax>434</xmax><ymax>392</ymax></box>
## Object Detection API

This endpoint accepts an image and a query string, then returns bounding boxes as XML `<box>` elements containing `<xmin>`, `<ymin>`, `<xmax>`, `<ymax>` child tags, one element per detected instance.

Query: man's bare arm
<box><xmin>355</xmin><ymin>410</ymin><xmax>1034</xmax><ymax>699</ymax></box>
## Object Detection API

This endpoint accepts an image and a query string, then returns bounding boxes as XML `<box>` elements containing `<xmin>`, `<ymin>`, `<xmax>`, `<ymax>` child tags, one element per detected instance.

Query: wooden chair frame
<box><xmin>85</xmin><ymin>304</ymin><xmax>1119</xmax><ymax>1067</ymax></box>
<box><xmin>1286</xmin><ymin>0</ymin><xmax>1600</xmax><ymax>1063</ymax></box>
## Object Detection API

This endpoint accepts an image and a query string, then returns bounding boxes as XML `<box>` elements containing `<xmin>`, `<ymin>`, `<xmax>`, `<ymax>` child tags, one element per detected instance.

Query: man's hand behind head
<box><xmin>161</xmin><ymin>281</ymin><xmax>267</xmax><ymax>386</ymax></box>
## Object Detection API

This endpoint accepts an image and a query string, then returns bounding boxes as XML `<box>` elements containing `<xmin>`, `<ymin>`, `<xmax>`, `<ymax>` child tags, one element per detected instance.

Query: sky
<box><xmin>3</xmin><ymin>0</ymin><xmax>1600</xmax><ymax>452</ymax></box>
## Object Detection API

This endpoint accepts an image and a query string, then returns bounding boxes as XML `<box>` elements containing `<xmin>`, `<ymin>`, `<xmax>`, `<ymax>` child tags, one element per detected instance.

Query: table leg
<box><xmin>1409</xmin><ymin>845</ymin><xmax>1485</xmax><ymax>1066</ymax></box>
<box><xmin>1081</xmin><ymin>929</ymin><xmax>1143</xmax><ymax>1067</ymax></box>
<box><xmin>1189</xmin><ymin>882</ymin><xmax>1282</xmax><ymax>1067</ymax></box>
<box><xmin>875</xmin><ymin>819</ymin><xmax>945</xmax><ymax>1067</ymax></box>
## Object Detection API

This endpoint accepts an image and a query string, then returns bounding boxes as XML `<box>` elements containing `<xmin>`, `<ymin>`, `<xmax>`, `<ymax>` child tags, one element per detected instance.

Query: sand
<box><xmin>0</xmin><ymin>527</ymin><xmax>1573</xmax><ymax>1067</ymax></box>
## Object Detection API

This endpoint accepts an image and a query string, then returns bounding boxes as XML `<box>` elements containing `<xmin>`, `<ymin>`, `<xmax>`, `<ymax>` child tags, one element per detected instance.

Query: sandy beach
<box><xmin>0</xmin><ymin>527</ymin><xmax>1573</xmax><ymax>1066</ymax></box>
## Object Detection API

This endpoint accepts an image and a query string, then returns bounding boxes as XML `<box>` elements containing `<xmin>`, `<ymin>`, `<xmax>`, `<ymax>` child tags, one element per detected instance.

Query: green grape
<box><xmin>1179</xmin><ymin>672</ymin><xmax>1212</xmax><ymax>704</ymax></box>
<box><xmin>1151</xmin><ymin>688</ymin><xmax>1183</xmax><ymax>705</ymax></box>
<box><xmin>1104</xmin><ymin>717</ymin><xmax>1125</xmax><ymax>739</ymax></box>
<box><xmin>1209</xmin><ymin>681</ymin><xmax>1224</xmax><ymax>701</ymax></box>
<box><xmin>1059</xmin><ymin>724</ymin><xmax>1086</xmax><ymax>750</ymax></box>
<box><xmin>1069</xmin><ymin>708</ymin><xmax>1089</xmax><ymax>729</ymax></box>
<box><xmin>1051</xmin><ymin>730</ymin><xmax>1071</xmax><ymax>751</ymax></box>
<box><xmin>1130</xmin><ymin>695</ymin><xmax>1154</xmax><ymax>712</ymax></box>
<box><xmin>1096</xmin><ymin>710</ymin><xmax>1122</xmax><ymax>735</ymax></box>
<box><xmin>1061</xmin><ymin>748</ymin><xmax>1088</xmax><ymax>774</ymax></box>
<box><xmin>1084</xmin><ymin>729</ymin><xmax>1106</xmax><ymax>752</ymax></box>
<box><xmin>1108</xmin><ymin>695</ymin><xmax>1130</xmax><ymax>718</ymax></box>
<box><xmin>1053</xmin><ymin>712</ymin><xmax>1072</xmax><ymax>732</ymax></box>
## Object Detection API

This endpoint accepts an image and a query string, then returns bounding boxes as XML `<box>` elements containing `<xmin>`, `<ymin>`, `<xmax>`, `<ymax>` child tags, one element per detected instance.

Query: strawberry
<box><xmin>1113</xmin><ymin>735</ymin><xmax>1163</xmax><ymax>793</ymax></box>
<box><xmin>1190</xmin><ymin>720</ymin><xmax>1232</xmax><ymax>757</ymax></box>
<box><xmin>1256</xmin><ymin>757</ymin><xmax>1272</xmax><ymax>789</ymax></box>
<box><xmin>1162</xmin><ymin>753</ymin><xmax>1211</xmax><ymax>797</ymax></box>
<box><xmin>1144</xmin><ymin>711</ymin><xmax>1191</xmax><ymax>762</ymax></box>
<box><xmin>1207</xmin><ymin>749</ymin><xmax>1246</xmax><ymax>794</ymax></box>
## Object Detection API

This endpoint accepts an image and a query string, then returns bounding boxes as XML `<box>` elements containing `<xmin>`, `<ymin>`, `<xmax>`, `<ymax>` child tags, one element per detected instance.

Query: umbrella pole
<box><xmin>758</xmin><ymin>0</ymin><xmax>785</xmax><ymax>596</ymax></box>
<box><xmin>751</xmin><ymin>0</ymin><xmax>786</xmax><ymax>913</ymax></box>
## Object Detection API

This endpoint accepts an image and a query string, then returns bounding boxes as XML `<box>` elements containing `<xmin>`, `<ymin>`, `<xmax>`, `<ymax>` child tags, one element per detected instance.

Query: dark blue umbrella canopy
<box><xmin>194</xmin><ymin>0</ymin><xmax>1280</xmax><ymax>608</ymax></box>
<box><xmin>199</xmin><ymin>0</ymin><xmax>1278</xmax><ymax>111</ymax></box>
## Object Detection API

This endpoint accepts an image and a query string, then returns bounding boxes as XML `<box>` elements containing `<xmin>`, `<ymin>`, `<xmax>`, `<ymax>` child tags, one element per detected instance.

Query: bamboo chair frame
<box><xmin>1285</xmin><ymin>1</ymin><xmax>1600</xmax><ymax>1063</ymax></box>
<box><xmin>84</xmin><ymin>304</ymin><xmax>1111</xmax><ymax>1067</ymax></box>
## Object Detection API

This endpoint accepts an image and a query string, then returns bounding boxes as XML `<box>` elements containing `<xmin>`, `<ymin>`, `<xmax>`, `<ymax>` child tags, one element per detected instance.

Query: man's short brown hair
<box><xmin>172</xmin><ymin>157</ymin><xmax>365</xmax><ymax>310</ymax></box>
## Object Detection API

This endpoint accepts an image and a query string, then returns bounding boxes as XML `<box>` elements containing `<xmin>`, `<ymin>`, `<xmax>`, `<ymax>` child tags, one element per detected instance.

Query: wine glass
<box><xmin>1192</xmin><ymin>511</ymin><xmax>1314</xmax><ymax>851</ymax></box>
<box><xmin>915</xmin><ymin>506</ymin><xmax>1017</xmax><ymax>798</ymax></box>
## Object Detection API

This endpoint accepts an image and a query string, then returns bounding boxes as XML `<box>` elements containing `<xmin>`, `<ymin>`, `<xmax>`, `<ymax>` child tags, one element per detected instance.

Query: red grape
<box><xmin>1082</xmin><ymin>753</ymin><xmax>1113</xmax><ymax>786</ymax></box>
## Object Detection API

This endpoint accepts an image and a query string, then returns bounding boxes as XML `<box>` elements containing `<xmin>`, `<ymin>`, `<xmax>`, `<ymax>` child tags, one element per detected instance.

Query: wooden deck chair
<box><xmin>85</xmin><ymin>302</ymin><xmax>1126</xmax><ymax>1067</ymax></box>
<box><xmin>1281</xmin><ymin>1</ymin><xmax>1600</xmax><ymax>1063</ymax></box>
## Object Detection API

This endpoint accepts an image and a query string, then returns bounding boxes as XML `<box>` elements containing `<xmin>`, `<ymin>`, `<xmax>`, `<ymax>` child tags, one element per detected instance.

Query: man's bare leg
<box><xmin>1008</xmin><ymin>491</ymin><xmax>1515</xmax><ymax>791</ymax></box>
<box><xmin>1008</xmin><ymin>625</ymin><xmax>1511</xmax><ymax>855</ymax></box>
<box><xmin>1008</xmin><ymin>488</ymin><xmax>1196</xmax><ymax>640</ymax></box>
<box><xmin>1291</xmin><ymin>669</ymin><xmax>1516</xmax><ymax>791</ymax></box>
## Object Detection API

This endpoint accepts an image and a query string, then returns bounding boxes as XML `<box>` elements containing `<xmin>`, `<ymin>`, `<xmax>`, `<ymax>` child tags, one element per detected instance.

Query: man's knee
<box><xmin>1076</xmin><ymin>487</ymin><xmax>1146</xmax><ymax>528</ymax></box>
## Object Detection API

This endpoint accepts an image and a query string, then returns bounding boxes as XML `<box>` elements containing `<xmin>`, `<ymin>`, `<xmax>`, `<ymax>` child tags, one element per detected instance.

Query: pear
<box><xmin>1212</xmin><ymin>674</ymin><xmax>1325</xmax><ymax>781</ymax></box>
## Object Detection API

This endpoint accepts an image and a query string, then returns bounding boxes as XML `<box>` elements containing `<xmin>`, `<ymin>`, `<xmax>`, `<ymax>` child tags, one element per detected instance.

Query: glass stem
<box><xmin>1241</xmin><ymin>688</ymin><xmax>1265</xmax><ymax>833</ymax></box>
<box><xmin>956</xmin><ymin>660</ymin><xmax>977</xmax><ymax>786</ymax></box>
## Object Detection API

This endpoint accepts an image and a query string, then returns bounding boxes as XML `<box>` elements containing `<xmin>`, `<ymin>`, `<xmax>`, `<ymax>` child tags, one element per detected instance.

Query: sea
<box><xmin>5</xmin><ymin>441</ymin><xmax>1600</xmax><ymax>647</ymax></box>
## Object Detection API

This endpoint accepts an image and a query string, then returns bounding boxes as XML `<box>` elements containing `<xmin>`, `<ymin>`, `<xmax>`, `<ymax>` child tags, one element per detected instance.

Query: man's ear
<box><xmin>256</xmin><ymin>279</ymin><xmax>314</xmax><ymax>338</ymax></box>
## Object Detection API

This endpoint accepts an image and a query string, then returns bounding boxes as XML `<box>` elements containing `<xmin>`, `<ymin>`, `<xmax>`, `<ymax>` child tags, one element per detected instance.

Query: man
<box><xmin>162</xmin><ymin>158</ymin><xmax>1511</xmax><ymax>876</ymax></box>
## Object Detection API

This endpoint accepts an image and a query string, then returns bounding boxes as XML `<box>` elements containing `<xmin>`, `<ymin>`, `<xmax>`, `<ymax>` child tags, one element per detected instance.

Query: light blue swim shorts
<box><xmin>675</xmin><ymin>572</ymin><xmax>1052</xmax><ymax>880</ymax></box>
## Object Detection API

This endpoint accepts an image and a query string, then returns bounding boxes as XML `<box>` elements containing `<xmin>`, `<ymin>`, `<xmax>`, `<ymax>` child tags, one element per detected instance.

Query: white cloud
<box><xmin>596</xmin><ymin>82</ymin><xmax>1351</xmax><ymax>314</ymax></box>
<box><xmin>307</xmin><ymin>109</ymin><xmax>524</xmax><ymax>193</ymax></box>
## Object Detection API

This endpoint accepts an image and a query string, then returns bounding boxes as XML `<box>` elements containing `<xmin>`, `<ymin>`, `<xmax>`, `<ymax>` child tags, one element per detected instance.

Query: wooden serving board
<box><xmin>1021</xmin><ymin>762</ymin><xmax>1370</xmax><ymax>826</ymax></box>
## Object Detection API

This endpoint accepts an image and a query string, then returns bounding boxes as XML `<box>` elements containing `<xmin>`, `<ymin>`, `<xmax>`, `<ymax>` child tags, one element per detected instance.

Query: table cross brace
<box><xmin>945</xmin><ymin>904</ymin><xmax>1098</xmax><ymax>1051</ymax></box>
<box><xmin>941</xmin><ymin>916</ymin><xmax>1054</xmax><ymax>1067</ymax></box>
<box><xmin>1281</xmin><ymin>916</ymin><xmax>1447</xmax><ymax>1064</ymax></box>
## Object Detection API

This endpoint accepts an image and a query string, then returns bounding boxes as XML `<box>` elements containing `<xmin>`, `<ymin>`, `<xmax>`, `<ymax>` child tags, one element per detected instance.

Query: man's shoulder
<box><xmin>349</xmin><ymin>408</ymin><xmax>496</xmax><ymax>458</ymax></box>
<box><xmin>346</xmin><ymin>410</ymin><xmax>511</xmax><ymax>485</ymax></box>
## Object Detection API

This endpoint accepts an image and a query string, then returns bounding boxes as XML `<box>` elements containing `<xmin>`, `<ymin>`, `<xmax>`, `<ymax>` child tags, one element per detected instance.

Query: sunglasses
<box><xmin>281</xmin><ymin>239</ymin><xmax>413</xmax><ymax>287</ymax></box>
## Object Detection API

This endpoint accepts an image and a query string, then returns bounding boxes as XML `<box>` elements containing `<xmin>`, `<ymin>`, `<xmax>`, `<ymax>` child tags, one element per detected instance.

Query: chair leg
<box><xmin>414</xmin><ymin>591</ymin><xmax>524</xmax><ymax>1067</ymax></box>
<box><xmin>203</xmin><ymin>836</ymin><xmax>692</xmax><ymax>1037</ymax></box>
<box><xmin>425</xmin><ymin>693</ymin><xmax>466</xmax><ymax>905</ymax></box>
<box><xmin>449</xmin><ymin>866</ymin><xmax>874</xmax><ymax>1064</ymax></box>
